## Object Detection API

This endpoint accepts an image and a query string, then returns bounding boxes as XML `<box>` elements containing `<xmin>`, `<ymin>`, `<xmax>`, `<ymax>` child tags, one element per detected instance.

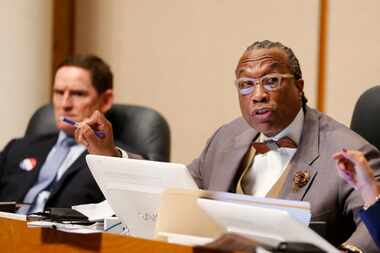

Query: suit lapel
<box><xmin>208</xmin><ymin>128</ymin><xmax>258</xmax><ymax>191</ymax></box>
<box><xmin>280</xmin><ymin>107</ymin><xmax>320</xmax><ymax>201</ymax></box>
<box><xmin>28</xmin><ymin>137</ymin><xmax>57</xmax><ymax>173</ymax></box>
<box><xmin>49</xmin><ymin>151</ymin><xmax>87</xmax><ymax>197</ymax></box>
<box><xmin>16</xmin><ymin>135</ymin><xmax>58</xmax><ymax>199</ymax></box>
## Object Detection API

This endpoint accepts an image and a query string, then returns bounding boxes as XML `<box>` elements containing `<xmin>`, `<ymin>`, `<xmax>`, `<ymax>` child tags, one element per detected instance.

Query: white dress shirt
<box><xmin>31</xmin><ymin>131</ymin><xmax>86</xmax><ymax>213</ymax></box>
<box><xmin>242</xmin><ymin>109</ymin><xmax>304</xmax><ymax>196</ymax></box>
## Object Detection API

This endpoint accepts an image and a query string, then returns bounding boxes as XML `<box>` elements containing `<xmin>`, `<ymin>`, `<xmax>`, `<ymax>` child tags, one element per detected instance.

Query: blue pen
<box><xmin>61</xmin><ymin>117</ymin><xmax>106</xmax><ymax>139</ymax></box>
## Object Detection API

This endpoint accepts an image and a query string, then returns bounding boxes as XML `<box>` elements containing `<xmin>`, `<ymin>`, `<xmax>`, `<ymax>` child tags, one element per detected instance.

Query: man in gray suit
<box><xmin>77</xmin><ymin>40</ymin><xmax>380</xmax><ymax>252</ymax></box>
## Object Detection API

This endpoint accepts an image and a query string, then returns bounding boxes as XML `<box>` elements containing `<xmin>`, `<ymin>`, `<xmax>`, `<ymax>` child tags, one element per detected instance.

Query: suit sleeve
<box><xmin>187</xmin><ymin>126</ymin><xmax>223</xmax><ymax>189</ymax></box>
<box><xmin>0</xmin><ymin>139</ymin><xmax>17</xmax><ymax>179</ymax></box>
<box><xmin>359</xmin><ymin>202</ymin><xmax>380</xmax><ymax>248</ymax></box>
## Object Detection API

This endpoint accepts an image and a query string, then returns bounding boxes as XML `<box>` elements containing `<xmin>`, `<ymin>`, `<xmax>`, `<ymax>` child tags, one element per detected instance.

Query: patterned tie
<box><xmin>18</xmin><ymin>136</ymin><xmax>76</xmax><ymax>214</ymax></box>
<box><xmin>236</xmin><ymin>136</ymin><xmax>297</xmax><ymax>194</ymax></box>
<box><xmin>253</xmin><ymin>137</ymin><xmax>297</xmax><ymax>154</ymax></box>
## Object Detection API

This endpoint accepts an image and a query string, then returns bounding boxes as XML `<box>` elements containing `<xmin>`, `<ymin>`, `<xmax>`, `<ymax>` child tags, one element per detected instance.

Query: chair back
<box><xmin>350</xmin><ymin>86</ymin><xmax>380</xmax><ymax>150</ymax></box>
<box><xmin>25</xmin><ymin>104</ymin><xmax>171</xmax><ymax>162</ymax></box>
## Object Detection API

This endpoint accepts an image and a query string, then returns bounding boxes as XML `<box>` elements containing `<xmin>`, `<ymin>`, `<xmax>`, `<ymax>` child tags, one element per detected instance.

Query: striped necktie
<box><xmin>17</xmin><ymin>137</ymin><xmax>76</xmax><ymax>214</ymax></box>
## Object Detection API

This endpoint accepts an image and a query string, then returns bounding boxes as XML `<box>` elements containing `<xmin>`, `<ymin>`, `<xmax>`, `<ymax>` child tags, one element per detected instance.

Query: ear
<box><xmin>99</xmin><ymin>89</ymin><xmax>114</xmax><ymax>113</ymax></box>
<box><xmin>295</xmin><ymin>79</ymin><xmax>304</xmax><ymax>92</ymax></box>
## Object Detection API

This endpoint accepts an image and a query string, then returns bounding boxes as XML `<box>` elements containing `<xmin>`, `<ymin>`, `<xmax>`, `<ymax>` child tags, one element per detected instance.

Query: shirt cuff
<box><xmin>117</xmin><ymin>147</ymin><xmax>129</xmax><ymax>158</ymax></box>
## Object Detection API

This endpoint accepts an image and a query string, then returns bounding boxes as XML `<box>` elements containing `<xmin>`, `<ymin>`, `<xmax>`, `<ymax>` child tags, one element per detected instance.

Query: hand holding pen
<box><xmin>61</xmin><ymin>117</ymin><xmax>106</xmax><ymax>139</ymax></box>
<box><xmin>64</xmin><ymin>111</ymin><xmax>120</xmax><ymax>157</ymax></box>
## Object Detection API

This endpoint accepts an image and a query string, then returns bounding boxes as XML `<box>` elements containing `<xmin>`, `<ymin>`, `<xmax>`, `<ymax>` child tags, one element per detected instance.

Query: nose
<box><xmin>61</xmin><ymin>91</ymin><xmax>73</xmax><ymax>110</ymax></box>
<box><xmin>251</xmin><ymin>84</ymin><xmax>269</xmax><ymax>103</ymax></box>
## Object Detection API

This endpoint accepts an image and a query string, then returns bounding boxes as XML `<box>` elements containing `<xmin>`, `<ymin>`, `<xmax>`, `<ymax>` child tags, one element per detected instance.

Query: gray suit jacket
<box><xmin>188</xmin><ymin>106</ymin><xmax>380</xmax><ymax>252</ymax></box>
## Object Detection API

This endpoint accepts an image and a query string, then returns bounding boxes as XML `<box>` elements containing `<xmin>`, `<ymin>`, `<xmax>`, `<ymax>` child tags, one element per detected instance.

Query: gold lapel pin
<box><xmin>292</xmin><ymin>170</ymin><xmax>310</xmax><ymax>192</ymax></box>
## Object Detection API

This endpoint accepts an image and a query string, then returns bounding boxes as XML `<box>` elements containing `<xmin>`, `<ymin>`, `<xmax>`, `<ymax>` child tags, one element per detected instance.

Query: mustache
<box><xmin>252</xmin><ymin>102</ymin><xmax>275</xmax><ymax>108</ymax></box>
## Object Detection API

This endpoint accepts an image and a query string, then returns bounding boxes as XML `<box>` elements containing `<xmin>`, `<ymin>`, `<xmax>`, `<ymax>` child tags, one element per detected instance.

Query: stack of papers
<box><xmin>155</xmin><ymin>188</ymin><xmax>339</xmax><ymax>253</ymax></box>
<box><xmin>0</xmin><ymin>211</ymin><xmax>26</xmax><ymax>221</ymax></box>
<box><xmin>26</xmin><ymin>201</ymin><xmax>116</xmax><ymax>234</ymax></box>
<box><xmin>72</xmin><ymin>200</ymin><xmax>115</xmax><ymax>222</ymax></box>
<box><xmin>27</xmin><ymin>221</ymin><xmax>103</xmax><ymax>234</ymax></box>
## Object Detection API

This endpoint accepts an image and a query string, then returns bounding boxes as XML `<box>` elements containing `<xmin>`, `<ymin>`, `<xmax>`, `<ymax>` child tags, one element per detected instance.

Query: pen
<box><xmin>61</xmin><ymin>117</ymin><xmax>106</xmax><ymax>138</ymax></box>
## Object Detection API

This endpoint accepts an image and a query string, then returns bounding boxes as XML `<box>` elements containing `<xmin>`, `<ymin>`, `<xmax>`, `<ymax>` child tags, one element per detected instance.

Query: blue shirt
<box><xmin>30</xmin><ymin>131</ymin><xmax>85</xmax><ymax>213</ymax></box>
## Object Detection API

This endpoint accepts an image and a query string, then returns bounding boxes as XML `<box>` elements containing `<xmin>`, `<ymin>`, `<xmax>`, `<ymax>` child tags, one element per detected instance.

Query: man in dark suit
<box><xmin>76</xmin><ymin>41</ymin><xmax>380</xmax><ymax>252</ymax></box>
<box><xmin>0</xmin><ymin>54</ymin><xmax>120</xmax><ymax>214</ymax></box>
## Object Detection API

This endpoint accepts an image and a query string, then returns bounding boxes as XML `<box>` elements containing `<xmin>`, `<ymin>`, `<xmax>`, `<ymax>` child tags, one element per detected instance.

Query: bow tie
<box><xmin>252</xmin><ymin>136</ymin><xmax>297</xmax><ymax>154</ymax></box>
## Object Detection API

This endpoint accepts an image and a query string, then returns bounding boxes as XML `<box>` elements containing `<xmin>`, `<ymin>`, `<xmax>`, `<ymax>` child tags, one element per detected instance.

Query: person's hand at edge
<box><xmin>332</xmin><ymin>149</ymin><xmax>380</xmax><ymax>208</ymax></box>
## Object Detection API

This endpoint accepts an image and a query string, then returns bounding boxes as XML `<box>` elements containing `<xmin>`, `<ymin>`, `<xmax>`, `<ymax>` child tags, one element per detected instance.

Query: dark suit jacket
<box><xmin>360</xmin><ymin>202</ymin><xmax>380</xmax><ymax>249</ymax></box>
<box><xmin>188</xmin><ymin>106</ymin><xmax>380</xmax><ymax>252</ymax></box>
<box><xmin>0</xmin><ymin>133</ymin><xmax>104</xmax><ymax>209</ymax></box>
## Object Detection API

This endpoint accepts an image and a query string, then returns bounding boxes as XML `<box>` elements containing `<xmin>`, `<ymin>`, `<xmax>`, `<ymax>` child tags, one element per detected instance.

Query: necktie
<box><xmin>18</xmin><ymin>137</ymin><xmax>76</xmax><ymax>214</ymax></box>
<box><xmin>253</xmin><ymin>136</ymin><xmax>297</xmax><ymax>154</ymax></box>
<box><xmin>236</xmin><ymin>136</ymin><xmax>297</xmax><ymax>194</ymax></box>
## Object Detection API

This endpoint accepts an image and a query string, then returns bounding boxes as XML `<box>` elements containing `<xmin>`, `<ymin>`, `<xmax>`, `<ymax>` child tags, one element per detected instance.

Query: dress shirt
<box><xmin>31</xmin><ymin>131</ymin><xmax>85</xmax><ymax>213</ymax></box>
<box><xmin>243</xmin><ymin>109</ymin><xmax>304</xmax><ymax>196</ymax></box>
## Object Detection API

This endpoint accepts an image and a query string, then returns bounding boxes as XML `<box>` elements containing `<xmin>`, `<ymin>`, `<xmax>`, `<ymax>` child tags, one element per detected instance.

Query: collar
<box><xmin>56</xmin><ymin>131</ymin><xmax>78</xmax><ymax>146</ymax></box>
<box><xmin>259</xmin><ymin>108</ymin><xmax>304</xmax><ymax>145</ymax></box>
<box><xmin>57</xmin><ymin>131</ymin><xmax>69</xmax><ymax>144</ymax></box>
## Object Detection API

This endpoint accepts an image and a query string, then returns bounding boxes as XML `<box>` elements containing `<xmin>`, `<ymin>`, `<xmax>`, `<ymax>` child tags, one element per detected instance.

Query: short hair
<box><xmin>245</xmin><ymin>40</ymin><xmax>307</xmax><ymax>105</ymax></box>
<box><xmin>246</xmin><ymin>40</ymin><xmax>302</xmax><ymax>80</ymax></box>
<box><xmin>57</xmin><ymin>54</ymin><xmax>113</xmax><ymax>94</ymax></box>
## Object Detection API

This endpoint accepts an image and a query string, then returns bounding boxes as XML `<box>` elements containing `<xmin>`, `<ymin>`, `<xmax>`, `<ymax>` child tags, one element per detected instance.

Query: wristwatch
<box><xmin>339</xmin><ymin>243</ymin><xmax>363</xmax><ymax>253</ymax></box>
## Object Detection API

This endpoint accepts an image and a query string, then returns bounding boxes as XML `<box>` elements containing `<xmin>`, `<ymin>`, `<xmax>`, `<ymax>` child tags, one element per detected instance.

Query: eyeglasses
<box><xmin>235</xmin><ymin>73</ymin><xmax>294</xmax><ymax>95</ymax></box>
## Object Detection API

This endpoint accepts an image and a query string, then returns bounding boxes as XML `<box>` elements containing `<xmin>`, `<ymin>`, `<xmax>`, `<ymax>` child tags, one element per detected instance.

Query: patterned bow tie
<box><xmin>252</xmin><ymin>136</ymin><xmax>297</xmax><ymax>154</ymax></box>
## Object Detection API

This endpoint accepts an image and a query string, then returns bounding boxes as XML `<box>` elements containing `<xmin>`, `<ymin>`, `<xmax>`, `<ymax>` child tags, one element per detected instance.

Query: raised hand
<box><xmin>332</xmin><ymin>149</ymin><xmax>380</xmax><ymax>207</ymax></box>
<box><xmin>74</xmin><ymin>110</ymin><xmax>120</xmax><ymax>157</ymax></box>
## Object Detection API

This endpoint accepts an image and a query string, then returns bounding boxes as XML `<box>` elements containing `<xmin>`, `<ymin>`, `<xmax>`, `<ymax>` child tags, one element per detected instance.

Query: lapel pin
<box><xmin>19</xmin><ymin>158</ymin><xmax>37</xmax><ymax>171</ymax></box>
<box><xmin>292</xmin><ymin>170</ymin><xmax>310</xmax><ymax>192</ymax></box>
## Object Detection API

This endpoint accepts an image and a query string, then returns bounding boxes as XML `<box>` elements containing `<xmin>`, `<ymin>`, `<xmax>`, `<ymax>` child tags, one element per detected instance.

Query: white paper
<box><xmin>158</xmin><ymin>232</ymin><xmax>214</xmax><ymax>246</ymax></box>
<box><xmin>197</xmin><ymin>198</ymin><xmax>339</xmax><ymax>253</ymax></box>
<box><xmin>72</xmin><ymin>200</ymin><xmax>115</xmax><ymax>222</ymax></box>
<box><xmin>85</xmin><ymin>155</ymin><xmax>198</xmax><ymax>239</ymax></box>
<box><xmin>27</xmin><ymin>221</ymin><xmax>102</xmax><ymax>234</ymax></box>
<box><xmin>0</xmin><ymin>211</ymin><xmax>26</xmax><ymax>221</ymax></box>
<box><xmin>157</xmin><ymin>231</ymin><xmax>271</xmax><ymax>253</ymax></box>
<box><xmin>200</xmin><ymin>191</ymin><xmax>311</xmax><ymax>224</ymax></box>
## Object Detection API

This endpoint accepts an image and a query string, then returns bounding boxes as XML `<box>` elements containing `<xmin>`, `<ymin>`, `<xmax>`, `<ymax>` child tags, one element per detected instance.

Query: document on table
<box><xmin>72</xmin><ymin>200</ymin><xmax>115</xmax><ymax>222</ymax></box>
<box><xmin>85</xmin><ymin>155</ymin><xmax>198</xmax><ymax>239</ymax></box>
<box><xmin>199</xmin><ymin>190</ymin><xmax>311</xmax><ymax>224</ymax></box>
<box><xmin>197</xmin><ymin>198</ymin><xmax>339</xmax><ymax>253</ymax></box>
<box><xmin>27</xmin><ymin>221</ymin><xmax>103</xmax><ymax>234</ymax></box>
<box><xmin>0</xmin><ymin>211</ymin><xmax>26</xmax><ymax>221</ymax></box>
<box><xmin>156</xmin><ymin>188</ymin><xmax>339</xmax><ymax>253</ymax></box>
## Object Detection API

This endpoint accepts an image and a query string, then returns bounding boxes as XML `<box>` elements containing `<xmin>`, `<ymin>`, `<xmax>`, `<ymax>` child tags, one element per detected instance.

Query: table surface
<box><xmin>0</xmin><ymin>213</ymin><xmax>226</xmax><ymax>253</ymax></box>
